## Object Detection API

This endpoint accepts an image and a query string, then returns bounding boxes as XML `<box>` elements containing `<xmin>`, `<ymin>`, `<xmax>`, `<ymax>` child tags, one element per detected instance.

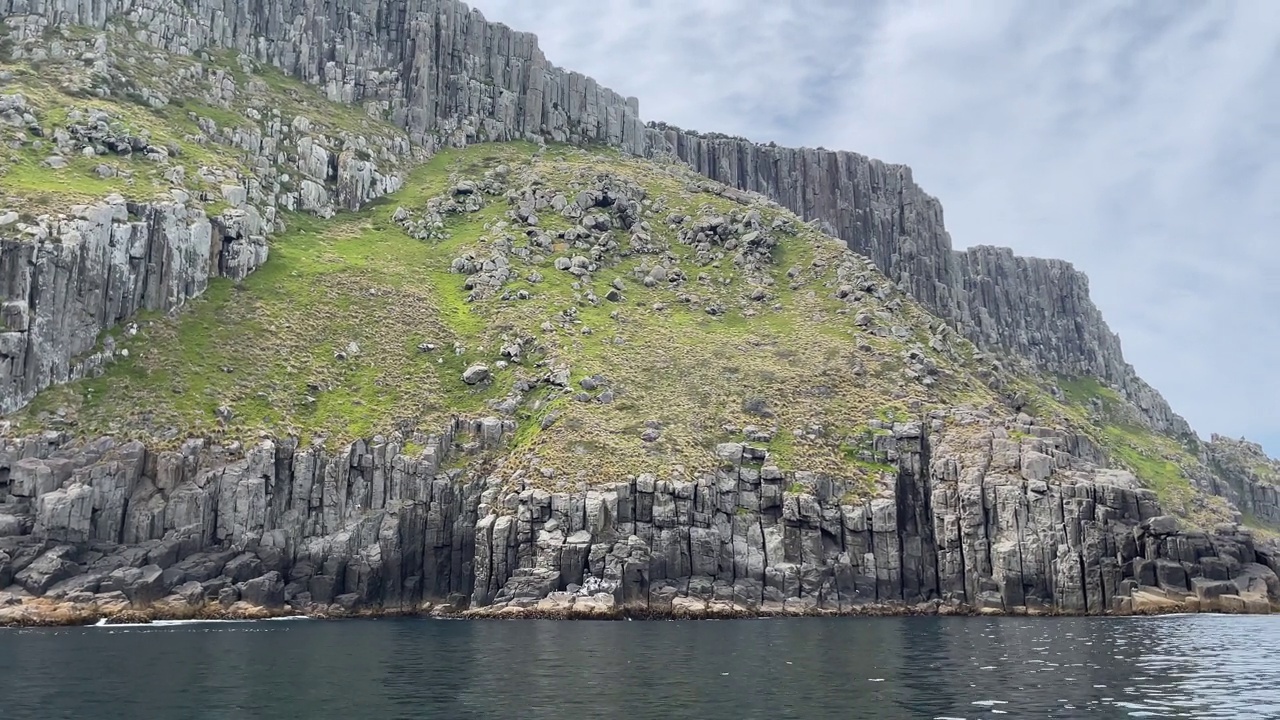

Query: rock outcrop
<box><xmin>0</xmin><ymin>196</ymin><xmax>270</xmax><ymax>414</ymax></box>
<box><xmin>1205</xmin><ymin>435</ymin><xmax>1280</xmax><ymax>526</ymax></box>
<box><xmin>1</xmin><ymin>0</ymin><xmax>648</xmax><ymax>153</ymax></box>
<box><xmin>0</xmin><ymin>39</ymin><xmax>419</xmax><ymax>412</ymax></box>
<box><xmin>0</xmin><ymin>412</ymin><xmax>1275</xmax><ymax>622</ymax></box>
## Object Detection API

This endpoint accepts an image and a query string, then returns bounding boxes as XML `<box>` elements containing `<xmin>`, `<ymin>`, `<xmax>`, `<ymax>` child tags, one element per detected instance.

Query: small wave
<box><xmin>89</xmin><ymin>616</ymin><xmax>310</xmax><ymax>629</ymax></box>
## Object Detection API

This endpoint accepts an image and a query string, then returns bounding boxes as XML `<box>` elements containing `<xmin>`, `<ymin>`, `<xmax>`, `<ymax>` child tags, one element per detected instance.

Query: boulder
<box><xmin>115</xmin><ymin>564</ymin><xmax>168</xmax><ymax>607</ymax></box>
<box><xmin>238</xmin><ymin>571</ymin><xmax>285</xmax><ymax>608</ymax></box>
<box><xmin>461</xmin><ymin>365</ymin><xmax>491</xmax><ymax>385</ymax></box>
<box><xmin>15</xmin><ymin>547</ymin><xmax>79</xmax><ymax>596</ymax></box>
<box><xmin>223</xmin><ymin>553</ymin><xmax>264</xmax><ymax>583</ymax></box>
<box><xmin>175</xmin><ymin>581</ymin><xmax>206</xmax><ymax>606</ymax></box>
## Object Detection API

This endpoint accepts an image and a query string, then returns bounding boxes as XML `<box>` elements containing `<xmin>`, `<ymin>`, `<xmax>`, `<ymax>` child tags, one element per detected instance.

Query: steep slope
<box><xmin>1206</xmin><ymin>436</ymin><xmax>1280</xmax><ymax>527</ymax></box>
<box><xmin>0</xmin><ymin>3</ymin><xmax>1276</xmax><ymax>623</ymax></box>
<box><xmin>3</xmin><ymin>0</ymin><xmax>1187</xmax><ymax>434</ymax></box>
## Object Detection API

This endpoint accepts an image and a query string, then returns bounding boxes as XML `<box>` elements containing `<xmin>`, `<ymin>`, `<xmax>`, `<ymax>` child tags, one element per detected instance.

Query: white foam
<box><xmin>88</xmin><ymin>616</ymin><xmax>310</xmax><ymax>629</ymax></box>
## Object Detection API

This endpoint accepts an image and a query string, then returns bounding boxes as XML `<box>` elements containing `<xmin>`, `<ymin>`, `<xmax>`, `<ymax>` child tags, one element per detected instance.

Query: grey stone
<box><xmin>462</xmin><ymin>365</ymin><xmax>491</xmax><ymax>385</ymax></box>
<box><xmin>115</xmin><ymin>564</ymin><xmax>167</xmax><ymax>606</ymax></box>
<box><xmin>1</xmin><ymin>198</ymin><xmax>269</xmax><ymax>414</ymax></box>
<box><xmin>239</xmin><ymin>571</ymin><xmax>285</xmax><ymax>608</ymax></box>
<box><xmin>223</xmin><ymin>553</ymin><xmax>264</xmax><ymax>583</ymax></box>
<box><xmin>0</xmin><ymin>0</ymin><xmax>1272</xmax><ymax>623</ymax></box>
<box><xmin>14</xmin><ymin>547</ymin><xmax>78</xmax><ymax>596</ymax></box>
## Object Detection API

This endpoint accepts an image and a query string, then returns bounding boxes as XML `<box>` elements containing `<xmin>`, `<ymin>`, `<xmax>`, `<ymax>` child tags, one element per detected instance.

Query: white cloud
<box><xmin>471</xmin><ymin>0</ymin><xmax>1280</xmax><ymax>451</ymax></box>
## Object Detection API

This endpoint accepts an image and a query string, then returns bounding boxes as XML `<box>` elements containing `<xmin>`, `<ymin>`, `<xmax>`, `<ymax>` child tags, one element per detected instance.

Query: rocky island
<box><xmin>0</xmin><ymin>0</ymin><xmax>1277</xmax><ymax>625</ymax></box>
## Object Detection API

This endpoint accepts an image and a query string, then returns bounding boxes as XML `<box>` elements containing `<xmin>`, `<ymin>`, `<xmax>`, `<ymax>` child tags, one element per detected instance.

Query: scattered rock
<box><xmin>462</xmin><ymin>365</ymin><xmax>491</xmax><ymax>385</ymax></box>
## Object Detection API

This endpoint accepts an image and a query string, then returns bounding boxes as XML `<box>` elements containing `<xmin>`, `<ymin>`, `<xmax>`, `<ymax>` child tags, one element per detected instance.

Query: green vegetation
<box><xmin>1056</xmin><ymin>375</ymin><xmax>1122</xmax><ymax>409</ymax></box>
<box><xmin>0</xmin><ymin>27</ymin><xmax>413</xmax><ymax>219</ymax></box>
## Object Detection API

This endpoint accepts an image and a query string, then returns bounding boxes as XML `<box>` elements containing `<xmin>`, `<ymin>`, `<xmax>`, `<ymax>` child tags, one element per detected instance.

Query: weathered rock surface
<box><xmin>0</xmin><ymin>196</ymin><xmax>270</xmax><ymax>414</ymax></box>
<box><xmin>1</xmin><ymin>0</ymin><xmax>648</xmax><ymax>153</ymax></box>
<box><xmin>648</xmin><ymin>136</ymin><xmax>1190</xmax><ymax>439</ymax></box>
<box><xmin>0</xmin><ymin>412</ymin><xmax>1274</xmax><ymax>622</ymax></box>
<box><xmin>1205</xmin><ymin>435</ymin><xmax>1280</xmax><ymax>526</ymax></box>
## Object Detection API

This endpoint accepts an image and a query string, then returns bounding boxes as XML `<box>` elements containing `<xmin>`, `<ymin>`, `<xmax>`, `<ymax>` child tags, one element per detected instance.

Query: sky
<box><xmin>472</xmin><ymin>0</ymin><xmax>1280</xmax><ymax>454</ymax></box>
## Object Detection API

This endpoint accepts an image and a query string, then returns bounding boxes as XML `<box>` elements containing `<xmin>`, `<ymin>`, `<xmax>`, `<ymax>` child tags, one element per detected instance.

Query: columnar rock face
<box><xmin>0</xmin><ymin>0</ymin><xmax>1189</xmax><ymax>437</ymax></box>
<box><xmin>0</xmin><ymin>197</ymin><xmax>270</xmax><ymax>414</ymax></box>
<box><xmin>197</xmin><ymin>114</ymin><xmax>411</xmax><ymax>218</ymax></box>
<box><xmin>2</xmin><ymin>0</ymin><xmax>1275</xmax><ymax>621</ymax></box>
<box><xmin>0</xmin><ymin>418</ymin><xmax>514</xmax><ymax>610</ymax></box>
<box><xmin>2</xmin><ymin>0</ymin><xmax>648</xmax><ymax>152</ymax></box>
<box><xmin>1</xmin><ymin>413</ymin><xmax>1275</xmax><ymax>617</ymax></box>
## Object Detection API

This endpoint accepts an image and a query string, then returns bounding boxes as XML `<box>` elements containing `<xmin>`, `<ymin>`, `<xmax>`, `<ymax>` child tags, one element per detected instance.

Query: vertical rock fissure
<box><xmin>922</xmin><ymin>425</ymin><xmax>940</xmax><ymax>600</ymax></box>
<box><xmin>979</xmin><ymin>442</ymin><xmax>995</xmax><ymax>592</ymax></box>
<box><xmin>895</xmin><ymin>465</ymin><xmax>908</xmax><ymax>603</ymax></box>
<box><xmin>867</xmin><ymin>508</ymin><xmax>879</xmax><ymax>603</ymax></box>
<box><xmin>1013</xmin><ymin>504</ymin><xmax>1028</xmax><ymax>607</ymax></box>
<box><xmin>757</xmin><ymin>510</ymin><xmax>768</xmax><ymax>573</ymax></box>
<box><xmin>1055</xmin><ymin>490</ymin><xmax>1069</xmax><ymax>601</ymax></box>
<box><xmin>1077</xmin><ymin>551</ymin><xmax>1090</xmax><ymax>612</ymax></box>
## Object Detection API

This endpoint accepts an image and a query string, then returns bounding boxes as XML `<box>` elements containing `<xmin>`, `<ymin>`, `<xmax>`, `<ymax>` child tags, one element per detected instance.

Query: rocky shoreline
<box><xmin>3</xmin><ymin>412</ymin><xmax>1279</xmax><ymax>626</ymax></box>
<box><xmin>2</xmin><ymin>590</ymin><xmax>1273</xmax><ymax>628</ymax></box>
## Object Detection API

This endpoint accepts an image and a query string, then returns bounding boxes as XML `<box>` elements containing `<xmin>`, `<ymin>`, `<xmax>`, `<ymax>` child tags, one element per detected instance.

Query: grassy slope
<box><xmin>19</xmin><ymin>141</ymin><xmax>996</xmax><ymax>491</ymax></box>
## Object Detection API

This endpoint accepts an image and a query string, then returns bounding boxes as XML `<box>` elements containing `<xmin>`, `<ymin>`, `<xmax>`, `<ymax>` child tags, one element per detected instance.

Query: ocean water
<box><xmin>0</xmin><ymin>615</ymin><xmax>1277</xmax><ymax>719</ymax></box>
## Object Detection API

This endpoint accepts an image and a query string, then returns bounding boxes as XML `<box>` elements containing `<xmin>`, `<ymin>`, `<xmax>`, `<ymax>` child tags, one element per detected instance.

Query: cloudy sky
<box><xmin>473</xmin><ymin>0</ymin><xmax>1280</xmax><ymax>453</ymax></box>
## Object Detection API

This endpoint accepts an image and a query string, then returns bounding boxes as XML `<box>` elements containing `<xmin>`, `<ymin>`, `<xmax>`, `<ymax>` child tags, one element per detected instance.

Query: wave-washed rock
<box><xmin>0</xmin><ymin>409</ymin><xmax>1274</xmax><ymax>625</ymax></box>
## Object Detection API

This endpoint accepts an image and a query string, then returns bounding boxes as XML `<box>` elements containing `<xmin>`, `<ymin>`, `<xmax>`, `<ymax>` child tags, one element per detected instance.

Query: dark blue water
<box><xmin>0</xmin><ymin>615</ymin><xmax>1276</xmax><ymax>719</ymax></box>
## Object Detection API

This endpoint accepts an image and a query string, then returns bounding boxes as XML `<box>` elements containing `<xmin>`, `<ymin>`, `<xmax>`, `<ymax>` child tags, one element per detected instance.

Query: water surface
<box><xmin>0</xmin><ymin>615</ymin><xmax>1276</xmax><ymax>719</ymax></box>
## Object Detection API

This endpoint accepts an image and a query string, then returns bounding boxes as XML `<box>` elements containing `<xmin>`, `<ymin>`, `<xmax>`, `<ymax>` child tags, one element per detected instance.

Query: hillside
<box><xmin>0</xmin><ymin>6</ymin><xmax>1277</xmax><ymax>623</ymax></box>
<box><xmin>15</xmin><ymin>138</ymin><xmax>982</xmax><ymax>486</ymax></box>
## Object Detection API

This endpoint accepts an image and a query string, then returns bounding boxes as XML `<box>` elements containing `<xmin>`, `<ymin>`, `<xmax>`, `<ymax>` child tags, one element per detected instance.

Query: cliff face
<box><xmin>0</xmin><ymin>0</ymin><xmax>1189</xmax><ymax>436</ymax></box>
<box><xmin>1</xmin><ymin>0</ymin><xmax>1275</xmax><ymax>625</ymax></box>
<box><xmin>1</xmin><ymin>412</ymin><xmax>1275</xmax><ymax>620</ymax></box>
<box><xmin>0</xmin><ymin>199</ymin><xmax>269</xmax><ymax>415</ymax></box>
<box><xmin>2</xmin><ymin>0</ymin><xmax>649</xmax><ymax>152</ymax></box>
<box><xmin>0</xmin><ymin>29</ymin><xmax>418</xmax><ymax>413</ymax></box>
